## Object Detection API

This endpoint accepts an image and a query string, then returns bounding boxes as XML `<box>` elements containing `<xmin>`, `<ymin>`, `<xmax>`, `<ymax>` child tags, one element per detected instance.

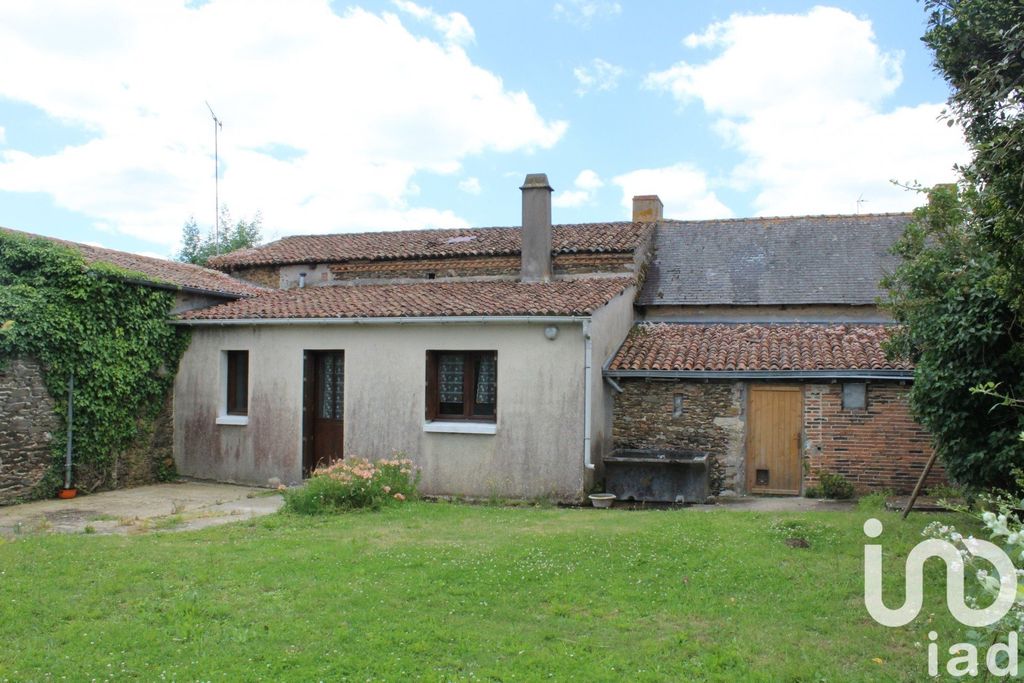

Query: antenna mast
<box><xmin>856</xmin><ymin>194</ymin><xmax>868</xmax><ymax>214</ymax></box>
<box><xmin>205</xmin><ymin>101</ymin><xmax>223</xmax><ymax>254</ymax></box>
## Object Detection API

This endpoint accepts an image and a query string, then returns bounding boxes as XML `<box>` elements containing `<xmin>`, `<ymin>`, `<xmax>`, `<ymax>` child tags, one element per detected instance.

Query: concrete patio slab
<box><xmin>0</xmin><ymin>480</ymin><xmax>283</xmax><ymax>537</ymax></box>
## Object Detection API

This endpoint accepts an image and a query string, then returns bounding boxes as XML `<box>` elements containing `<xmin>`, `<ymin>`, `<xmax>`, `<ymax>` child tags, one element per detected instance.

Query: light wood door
<box><xmin>746</xmin><ymin>386</ymin><xmax>803</xmax><ymax>494</ymax></box>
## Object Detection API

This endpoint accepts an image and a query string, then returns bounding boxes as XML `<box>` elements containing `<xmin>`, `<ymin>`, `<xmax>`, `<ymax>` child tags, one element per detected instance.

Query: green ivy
<box><xmin>0</xmin><ymin>231</ymin><xmax>191</xmax><ymax>495</ymax></box>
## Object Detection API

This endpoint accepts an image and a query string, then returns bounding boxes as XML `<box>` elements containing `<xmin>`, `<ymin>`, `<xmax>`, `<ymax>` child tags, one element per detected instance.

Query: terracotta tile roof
<box><xmin>207</xmin><ymin>222</ymin><xmax>653</xmax><ymax>269</ymax></box>
<box><xmin>1</xmin><ymin>227</ymin><xmax>265</xmax><ymax>298</ymax></box>
<box><xmin>608</xmin><ymin>323</ymin><xmax>912</xmax><ymax>373</ymax></box>
<box><xmin>178</xmin><ymin>277</ymin><xmax>634</xmax><ymax>321</ymax></box>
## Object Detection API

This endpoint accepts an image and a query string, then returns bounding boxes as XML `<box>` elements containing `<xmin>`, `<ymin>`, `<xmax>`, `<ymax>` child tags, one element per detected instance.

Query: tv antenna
<box><xmin>205</xmin><ymin>101</ymin><xmax>223</xmax><ymax>254</ymax></box>
<box><xmin>856</xmin><ymin>194</ymin><xmax>868</xmax><ymax>214</ymax></box>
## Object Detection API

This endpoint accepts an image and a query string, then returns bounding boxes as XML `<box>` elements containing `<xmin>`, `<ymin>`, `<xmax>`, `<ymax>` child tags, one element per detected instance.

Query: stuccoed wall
<box><xmin>174</xmin><ymin>320</ymin><xmax>595</xmax><ymax>501</ymax></box>
<box><xmin>0</xmin><ymin>357</ymin><xmax>60</xmax><ymax>504</ymax></box>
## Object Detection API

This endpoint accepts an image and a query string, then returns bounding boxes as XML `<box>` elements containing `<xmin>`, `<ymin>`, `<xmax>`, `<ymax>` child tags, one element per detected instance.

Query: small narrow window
<box><xmin>673</xmin><ymin>394</ymin><xmax>685</xmax><ymax>417</ymax></box>
<box><xmin>426</xmin><ymin>351</ymin><xmax>497</xmax><ymax>422</ymax></box>
<box><xmin>842</xmin><ymin>383</ymin><xmax>866</xmax><ymax>410</ymax></box>
<box><xmin>226</xmin><ymin>350</ymin><xmax>249</xmax><ymax>415</ymax></box>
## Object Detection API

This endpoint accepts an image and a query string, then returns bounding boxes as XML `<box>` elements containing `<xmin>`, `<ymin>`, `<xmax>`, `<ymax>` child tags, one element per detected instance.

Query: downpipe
<box><xmin>583</xmin><ymin>320</ymin><xmax>594</xmax><ymax>471</ymax></box>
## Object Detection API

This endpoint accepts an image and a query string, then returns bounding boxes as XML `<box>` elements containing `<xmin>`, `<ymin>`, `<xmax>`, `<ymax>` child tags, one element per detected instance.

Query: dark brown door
<box><xmin>746</xmin><ymin>385</ymin><xmax>803</xmax><ymax>495</ymax></box>
<box><xmin>303</xmin><ymin>351</ymin><xmax>344</xmax><ymax>475</ymax></box>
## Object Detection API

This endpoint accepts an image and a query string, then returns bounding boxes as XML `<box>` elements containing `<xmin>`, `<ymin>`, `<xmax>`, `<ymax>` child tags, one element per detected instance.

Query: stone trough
<box><xmin>604</xmin><ymin>448</ymin><xmax>710</xmax><ymax>504</ymax></box>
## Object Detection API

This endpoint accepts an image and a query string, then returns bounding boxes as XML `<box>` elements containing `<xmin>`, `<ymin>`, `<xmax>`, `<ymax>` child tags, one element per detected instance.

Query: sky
<box><xmin>0</xmin><ymin>0</ymin><xmax>967</xmax><ymax>258</ymax></box>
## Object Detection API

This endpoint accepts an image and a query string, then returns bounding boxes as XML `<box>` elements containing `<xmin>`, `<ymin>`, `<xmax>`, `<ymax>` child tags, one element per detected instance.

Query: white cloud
<box><xmin>612</xmin><ymin>164</ymin><xmax>732</xmax><ymax>219</ymax></box>
<box><xmin>645</xmin><ymin>6</ymin><xmax>967</xmax><ymax>216</ymax></box>
<box><xmin>553</xmin><ymin>169</ymin><xmax>604</xmax><ymax>208</ymax></box>
<box><xmin>573</xmin><ymin>58</ymin><xmax>624</xmax><ymax>96</ymax></box>
<box><xmin>457</xmin><ymin>176</ymin><xmax>481</xmax><ymax>195</ymax></box>
<box><xmin>392</xmin><ymin>0</ymin><xmax>474</xmax><ymax>46</ymax></box>
<box><xmin>0</xmin><ymin>1</ymin><xmax>566</xmax><ymax>248</ymax></box>
<box><xmin>553</xmin><ymin>1</ymin><xmax>621</xmax><ymax>28</ymax></box>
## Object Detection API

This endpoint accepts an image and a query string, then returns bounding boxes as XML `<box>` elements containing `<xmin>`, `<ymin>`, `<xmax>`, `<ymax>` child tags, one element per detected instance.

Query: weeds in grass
<box><xmin>768</xmin><ymin>517</ymin><xmax>838</xmax><ymax>546</ymax></box>
<box><xmin>857</xmin><ymin>491</ymin><xmax>892</xmax><ymax>512</ymax></box>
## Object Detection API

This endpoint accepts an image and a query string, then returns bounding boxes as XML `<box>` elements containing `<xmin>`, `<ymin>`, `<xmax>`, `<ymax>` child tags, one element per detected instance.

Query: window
<box><xmin>842</xmin><ymin>382</ymin><xmax>866</xmax><ymax>410</ymax></box>
<box><xmin>226</xmin><ymin>350</ymin><xmax>249</xmax><ymax>415</ymax></box>
<box><xmin>426</xmin><ymin>351</ymin><xmax>497</xmax><ymax>422</ymax></box>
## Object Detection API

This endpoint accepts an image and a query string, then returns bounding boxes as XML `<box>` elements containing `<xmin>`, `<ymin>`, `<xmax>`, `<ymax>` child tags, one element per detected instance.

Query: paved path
<box><xmin>0</xmin><ymin>480</ymin><xmax>283</xmax><ymax>537</ymax></box>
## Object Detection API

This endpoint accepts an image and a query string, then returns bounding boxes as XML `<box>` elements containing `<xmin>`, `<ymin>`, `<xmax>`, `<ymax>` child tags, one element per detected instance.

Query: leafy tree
<box><xmin>883</xmin><ymin>0</ymin><xmax>1024</xmax><ymax>489</ymax></box>
<box><xmin>175</xmin><ymin>207</ymin><xmax>262</xmax><ymax>266</ymax></box>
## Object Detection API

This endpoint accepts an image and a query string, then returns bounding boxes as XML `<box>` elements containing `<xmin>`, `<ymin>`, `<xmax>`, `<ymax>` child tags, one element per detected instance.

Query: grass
<box><xmin>0</xmin><ymin>502</ymin><xmax>975</xmax><ymax>681</ymax></box>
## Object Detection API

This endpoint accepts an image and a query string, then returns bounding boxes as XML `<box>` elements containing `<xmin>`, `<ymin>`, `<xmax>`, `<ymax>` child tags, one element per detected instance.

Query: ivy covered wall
<box><xmin>0</xmin><ymin>231</ymin><xmax>191</xmax><ymax>500</ymax></box>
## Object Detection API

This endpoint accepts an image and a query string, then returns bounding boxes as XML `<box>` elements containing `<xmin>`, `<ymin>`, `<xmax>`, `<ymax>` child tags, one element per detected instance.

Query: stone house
<box><xmin>604</xmin><ymin>208</ymin><xmax>942</xmax><ymax>496</ymax></box>
<box><xmin>2</xmin><ymin>176</ymin><xmax>942</xmax><ymax>503</ymax></box>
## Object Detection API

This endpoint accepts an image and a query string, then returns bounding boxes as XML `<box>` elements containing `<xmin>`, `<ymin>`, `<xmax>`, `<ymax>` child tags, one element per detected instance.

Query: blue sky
<box><xmin>0</xmin><ymin>1</ymin><xmax>965</xmax><ymax>258</ymax></box>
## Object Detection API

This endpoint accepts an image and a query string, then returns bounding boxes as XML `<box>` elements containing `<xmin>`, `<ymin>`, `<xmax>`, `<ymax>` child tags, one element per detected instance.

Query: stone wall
<box><xmin>0</xmin><ymin>358</ymin><xmax>60</xmax><ymax>504</ymax></box>
<box><xmin>804</xmin><ymin>383</ymin><xmax>943</xmax><ymax>494</ymax></box>
<box><xmin>0</xmin><ymin>357</ymin><xmax>176</xmax><ymax>504</ymax></box>
<box><xmin>611</xmin><ymin>378</ymin><xmax>943</xmax><ymax>496</ymax></box>
<box><xmin>611</xmin><ymin>379</ymin><xmax>746</xmax><ymax>494</ymax></box>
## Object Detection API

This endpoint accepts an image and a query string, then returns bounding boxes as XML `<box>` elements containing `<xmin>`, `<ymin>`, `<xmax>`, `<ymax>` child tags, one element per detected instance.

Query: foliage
<box><xmin>923</xmin><ymin>469</ymin><xmax>1024</xmax><ymax>652</ymax></box>
<box><xmin>0</xmin><ymin>504</ymin><xmax>972</xmax><ymax>679</ymax></box>
<box><xmin>883</xmin><ymin>186</ymin><xmax>1024</xmax><ymax>491</ymax></box>
<box><xmin>0</xmin><ymin>231</ymin><xmax>190</xmax><ymax>493</ymax></box>
<box><xmin>175</xmin><ymin>207</ymin><xmax>262</xmax><ymax>266</ymax></box>
<box><xmin>817</xmin><ymin>471</ymin><xmax>855</xmax><ymax>500</ymax></box>
<box><xmin>282</xmin><ymin>457</ymin><xmax>420</xmax><ymax>514</ymax></box>
<box><xmin>923</xmin><ymin>0</ymin><xmax>1024</xmax><ymax>306</ymax></box>
<box><xmin>881</xmin><ymin>0</ymin><xmax>1024</xmax><ymax>489</ymax></box>
<box><xmin>857</xmin><ymin>491</ymin><xmax>891</xmax><ymax>512</ymax></box>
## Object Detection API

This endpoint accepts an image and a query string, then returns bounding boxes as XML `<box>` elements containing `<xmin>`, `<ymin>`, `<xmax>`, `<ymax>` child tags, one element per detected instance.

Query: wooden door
<box><xmin>746</xmin><ymin>385</ymin><xmax>803</xmax><ymax>494</ymax></box>
<box><xmin>303</xmin><ymin>351</ymin><xmax>344</xmax><ymax>475</ymax></box>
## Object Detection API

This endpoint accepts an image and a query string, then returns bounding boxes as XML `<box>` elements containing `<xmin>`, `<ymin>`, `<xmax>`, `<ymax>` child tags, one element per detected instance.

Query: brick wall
<box><xmin>611</xmin><ymin>379</ymin><xmax>746</xmax><ymax>494</ymax></box>
<box><xmin>804</xmin><ymin>383</ymin><xmax>943</xmax><ymax>494</ymax></box>
<box><xmin>0</xmin><ymin>358</ymin><xmax>60</xmax><ymax>504</ymax></box>
<box><xmin>611</xmin><ymin>378</ymin><xmax>943</xmax><ymax>496</ymax></box>
<box><xmin>231</xmin><ymin>266</ymin><xmax>280</xmax><ymax>288</ymax></box>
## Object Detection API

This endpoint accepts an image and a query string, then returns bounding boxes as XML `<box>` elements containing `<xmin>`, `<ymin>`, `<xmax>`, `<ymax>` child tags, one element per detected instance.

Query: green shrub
<box><xmin>818</xmin><ymin>472</ymin><xmax>855</xmax><ymax>500</ymax></box>
<box><xmin>282</xmin><ymin>457</ymin><xmax>420</xmax><ymax>514</ymax></box>
<box><xmin>804</xmin><ymin>487</ymin><xmax>822</xmax><ymax>499</ymax></box>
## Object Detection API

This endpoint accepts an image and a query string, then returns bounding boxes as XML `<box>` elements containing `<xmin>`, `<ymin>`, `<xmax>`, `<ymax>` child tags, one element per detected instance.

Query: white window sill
<box><xmin>216</xmin><ymin>415</ymin><xmax>249</xmax><ymax>426</ymax></box>
<box><xmin>423</xmin><ymin>421</ymin><xmax>496</xmax><ymax>435</ymax></box>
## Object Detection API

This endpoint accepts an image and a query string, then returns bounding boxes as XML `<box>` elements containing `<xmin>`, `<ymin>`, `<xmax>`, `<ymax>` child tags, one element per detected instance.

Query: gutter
<box><xmin>173</xmin><ymin>315</ymin><xmax>593</xmax><ymax>326</ymax></box>
<box><xmin>604</xmin><ymin>369</ymin><xmax>914</xmax><ymax>381</ymax></box>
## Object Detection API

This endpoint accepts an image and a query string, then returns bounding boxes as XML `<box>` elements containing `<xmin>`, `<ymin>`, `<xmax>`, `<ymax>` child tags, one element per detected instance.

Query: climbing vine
<box><xmin>0</xmin><ymin>231</ymin><xmax>191</xmax><ymax>495</ymax></box>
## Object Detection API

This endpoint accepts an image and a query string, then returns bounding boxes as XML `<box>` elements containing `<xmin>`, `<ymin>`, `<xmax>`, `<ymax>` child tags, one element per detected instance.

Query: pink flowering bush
<box><xmin>283</xmin><ymin>456</ymin><xmax>420</xmax><ymax>514</ymax></box>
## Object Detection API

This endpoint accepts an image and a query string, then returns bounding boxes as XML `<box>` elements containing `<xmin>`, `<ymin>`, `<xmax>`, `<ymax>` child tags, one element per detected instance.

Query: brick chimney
<box><xmin>520</xmin><ymin>173</ymin><xmax>553</xmax><ymax>283</ymax></box>
<box><xmin>632</xmin><ymin>195</ymin><xmax>663</xmax><ymax>222</ymax></box>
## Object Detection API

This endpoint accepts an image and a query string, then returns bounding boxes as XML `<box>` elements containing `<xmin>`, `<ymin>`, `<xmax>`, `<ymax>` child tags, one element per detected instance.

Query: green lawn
<box><xmin>0</xmin><ymin>502</ymin><xmax>971</xmax><ymax>681</ymax></box>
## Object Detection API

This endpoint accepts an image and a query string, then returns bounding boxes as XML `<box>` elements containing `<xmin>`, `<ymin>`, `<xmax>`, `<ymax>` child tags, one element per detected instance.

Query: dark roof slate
<box><xmin>637</xmin><ymin>213</ymin><xmax>910</xmax><ymax>306</ymax></box>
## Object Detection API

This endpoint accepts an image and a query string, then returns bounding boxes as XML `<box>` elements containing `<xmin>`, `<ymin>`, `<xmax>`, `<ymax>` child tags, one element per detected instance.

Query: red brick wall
<box><xmin>803</xmin><ymin>383</ymin><xmax>944</xmax><ymax>494</ymax></box>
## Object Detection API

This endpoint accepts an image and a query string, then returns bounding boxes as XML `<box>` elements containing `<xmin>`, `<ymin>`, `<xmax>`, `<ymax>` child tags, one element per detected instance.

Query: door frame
<box><xmin>744</xmin><ymin>384</ymin><xmax>804</xmax><ymax>495</ymax></box>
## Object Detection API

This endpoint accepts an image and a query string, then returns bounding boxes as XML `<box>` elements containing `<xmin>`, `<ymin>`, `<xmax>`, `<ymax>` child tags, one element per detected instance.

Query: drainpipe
<box><xmin>64</xmin><ymin>374</ymin><xmax>74</xmax><ymax>489</ymax></box>
<box><xmin>583</xmin><ymin>320</ymin><xmax>594</xmax><ymax>470</ymax></box>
